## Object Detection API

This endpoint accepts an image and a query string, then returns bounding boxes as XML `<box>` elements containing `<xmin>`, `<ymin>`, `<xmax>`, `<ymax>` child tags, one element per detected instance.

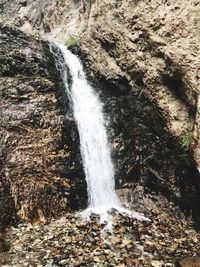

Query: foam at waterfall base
<box><xmin>79</xmin><ymin>204</ymin><xmax>150</xmax><ymax>225</ymax></box>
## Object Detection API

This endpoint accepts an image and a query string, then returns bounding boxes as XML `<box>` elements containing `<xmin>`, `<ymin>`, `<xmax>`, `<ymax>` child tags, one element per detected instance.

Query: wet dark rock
<box><xmin>72</xmin><ymin>60</ymin><xmax>200</xmax><ymax>226</ymax></box>
<box><xmin>90</xmin><ymin>213</ymin><xmax>101</xmax><ymax>220</ymax></box>
<box><xmin>0</xmin><ymin>24</ymin><xmax>86</xmax><ymax>226</ymax></box>
<box><xmin>0</xmin><ymin>236</ymin><xmax>10</xmax><ymax>252</ymax></box>
<box><xmin>108</xmin><ymin>208</ymin><xmax>118</xmax><ymax>215</ymax></box>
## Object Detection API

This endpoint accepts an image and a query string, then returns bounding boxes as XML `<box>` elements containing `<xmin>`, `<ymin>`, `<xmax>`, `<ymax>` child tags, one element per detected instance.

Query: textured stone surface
<box><xmin>0</xmin><ymin>0</ymin><xmax>200</xmax><ymax>264</ymax></box>
<box><xmin>1</xmin><ymin>1</ymin><xmax>200</xmax><ymax>166</ymax></box>
<box><xmin>75</xmin><ymin>0</ymin><xmax>200</xmax><ymax>169</ymax></box>
<box><xmin>179</xmin><ymin>257</ymin><xmax>200</xmax><ymax>267</ymax></box>
<box><xmin>4</xmin><ymin>211</ymin><xmax>200</xmax><ymax>266</ymax></box>
<box><xmin>1</xmin><ymin>0</ymin><xmax>200</xmax><ymax>224</ymax></box>
<box><xmin>86</xmin><ymin>75</ymin><xmax>200</xmax><ymax>225</ymax></box>
<box><xmin>0</xmin><ymin>24</ymin><xmax>87</xmax><ymax>226</ymax></box>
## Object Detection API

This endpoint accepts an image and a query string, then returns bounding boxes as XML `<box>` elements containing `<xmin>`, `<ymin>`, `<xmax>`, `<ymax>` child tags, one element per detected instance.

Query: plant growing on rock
<box><xmin>180</xmin><ymin>134</ymin><xmax>193</xmax><ymax>152</ymax></box>
<box><xmin>179</xmin><ymin>134</ymin><xmax>193</xmax><ymax>164</ymax></box>
<box><xmin>65</xmin><ymin>36</ymin><xmax>79</xmax><ymax>47</ymax></box>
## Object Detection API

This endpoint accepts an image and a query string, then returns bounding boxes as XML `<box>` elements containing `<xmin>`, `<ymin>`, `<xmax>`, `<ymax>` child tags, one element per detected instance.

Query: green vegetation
<box><xmin>180</xmin><ymin>134</ymin><xmax>193</xmax><ymax>151</ymax></box>
<box><xmin>65</xmin><ymin>36</ymin><xmax>79</xmax><ymax>47</ymax></box>
<box><xmin>179</xmin><ymin>134</ymin><xmax>193</xmax><ymax>165</ymax></box>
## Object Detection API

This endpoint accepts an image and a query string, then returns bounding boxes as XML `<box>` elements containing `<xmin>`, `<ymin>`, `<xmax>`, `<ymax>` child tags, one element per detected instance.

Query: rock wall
<box><xmin>0</xmin><ymin>24</ymin><xmax>87</xmax><ymax>227</ymax></box>
<box><xmin>76</xmin><ymin>68</ymin><xmax>200</xmax><ymax>225</ymax></box>
<box><xmin>77</xmin><ymin>0</ymin><xmax>200</xmax><ymax>169</ymax></box>
<box><xmin>0</xmin><ymin>0</ymin><xmax>200</xmax><ymax>226</ymax></box>
<box><xmin>1</xmin><ymin>0</ymin><xmax>199</xmax><ymax>168</ymax></box>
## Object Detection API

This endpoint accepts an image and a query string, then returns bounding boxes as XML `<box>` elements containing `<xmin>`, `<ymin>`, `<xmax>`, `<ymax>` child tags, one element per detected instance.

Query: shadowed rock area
<box><xmin>0</xmin><ymin>24</ymin><xmax>87</xmax><ymax>227</ymax></box>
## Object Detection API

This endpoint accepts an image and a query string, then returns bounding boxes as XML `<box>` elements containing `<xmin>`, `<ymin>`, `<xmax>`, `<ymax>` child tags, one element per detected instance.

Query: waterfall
<box><xmin>51</xmin><ymin>43</ymin><xmax>120</xmax><ymax>208</ymax></box>
<box><xmin>50</xmin><ymin>42</ymin><xmax>147</xmax><ymax>222</ymax></box>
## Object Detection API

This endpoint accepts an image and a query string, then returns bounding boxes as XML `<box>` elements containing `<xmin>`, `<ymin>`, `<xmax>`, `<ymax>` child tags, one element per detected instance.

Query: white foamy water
<box><xmin>50</xmin><ymin>42</ymin><xmax>148</xmax><ymax>223</ymax></box>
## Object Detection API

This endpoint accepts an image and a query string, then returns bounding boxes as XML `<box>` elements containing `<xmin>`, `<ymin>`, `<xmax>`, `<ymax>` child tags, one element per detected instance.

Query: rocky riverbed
<box><xmin>1</xmin><ymin>207</ymin><xmax>200</xmax><ymax>267</ymax></box>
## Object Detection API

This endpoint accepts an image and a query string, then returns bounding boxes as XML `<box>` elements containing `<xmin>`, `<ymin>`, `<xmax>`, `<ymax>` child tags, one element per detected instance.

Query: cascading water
<box><xmin>50</xmin><ymin>42</ymin><xmax>147</xmax><ymax>223</ymax></box>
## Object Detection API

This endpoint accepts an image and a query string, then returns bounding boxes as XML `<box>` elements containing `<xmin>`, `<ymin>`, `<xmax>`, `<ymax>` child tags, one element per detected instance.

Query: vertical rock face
<box><xmin>0</xmin><ymin>0</ymin><xmax>200</xmax><ymax>227</ymax></box>
<box><xmin>0</xmin><ymin>24</ymin><xmax>86</xmax><ymax>226</ymax></box>
<box><xmin>77</xmin><ymin>72</ymin><xmax>200</xmax><ymax>224</ymax></box>
<box><xmin>0</xmin><ymin>174</ymin><xmax>16</xmax><ymax>227</ymax></box>
<box><xmin>67</xmin><ymin>0</ymin><xmax>200</xmax><ymax>223</ymax></box>
<box><xmin>194</xmin><ymin>95</ymin><xmax>200</xmax><ymax>169</ymax></box>
<box><xmin>75</xmin><ymin>0</ymin><xmax>200</xmax><ymax>167</ymax></box>
<box><xmin>1</xmin><ymin>0</ymin><xmax>199</xmax><ymax>168</ymax></box>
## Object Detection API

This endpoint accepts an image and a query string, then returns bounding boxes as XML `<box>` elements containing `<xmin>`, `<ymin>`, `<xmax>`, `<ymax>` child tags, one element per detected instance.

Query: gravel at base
<box><xmin>1</xmin><ymin>210</ymin><xmax>200</xmax><ymax>267</ymax></box>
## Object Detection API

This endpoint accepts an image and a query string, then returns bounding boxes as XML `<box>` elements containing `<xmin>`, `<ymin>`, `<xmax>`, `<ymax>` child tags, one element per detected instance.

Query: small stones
<box><xmin>90</xmin><ymin>213</ymin><xmax>100</xmax><ymax>220</ymax></box>
<box><xmin>144</xmin><ymin>240</ymin><xmax>157</xmax><ymax>253</ymax></box>
<box><xmin>125</xmin><ymin>257</ymin><xmax>143</xmax><ymax>266</ymax></box>
<box><xmin>122</xmin><ymin>238</ymin><xmax>132</xmax><ymax>246</ymax></box>
<box><xmin>0</xmin><ymin>254</ymin><xmax>7</xmax><ymax>266</ymax></box>
<box><xmin>3</xmin><ymin>212</ymin><xmax>200</xmax><ymax>266</ymax></box>
<box><xmin>58</xmin><ymin>259</ymin><xmax>68</xmax><ymax>265</ymax></box>
<box><xmin>93</xmin><ymin>256</ymin><xmax>101</xmax><ymax>262</ymax></box>
<box><xmin>151</xmin><ymin>260</ymin><xmax>164</xmax><ymax>267</ymax></box>
<box><xmin>64</xmin><ymin>237</ymin><xmax>71</xmax><ymax>244</ymax></box>
<box><xmin>164</xmin><ymin>263</ymin><xmax>175</xmax><ymax>267</ymax></box>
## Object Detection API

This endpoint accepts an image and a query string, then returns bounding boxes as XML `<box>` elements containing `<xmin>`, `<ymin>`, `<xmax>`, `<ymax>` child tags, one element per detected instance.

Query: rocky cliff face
<box><xmin>78</xmin><ymin>0</ymin><xmax>200</xmax><ymax>169</ymax></box>
<box><xmin>1</xmin><ymin>1</ymin><xmax>200</xmax><ymax>266</ymax></box>
<box><xmin>0</xmin><ymin>0</ymin><xmax>200</xmax><ymax>225</ymax></box>
<box><xmin>0</xmin><ymin>24</ymin><xmax>88</xmax><ymax>227</ymax></box>
<box><xmin>1</xmin><ymin>0</ymin><xmax>199</xmax><ymax>165</ymax></box>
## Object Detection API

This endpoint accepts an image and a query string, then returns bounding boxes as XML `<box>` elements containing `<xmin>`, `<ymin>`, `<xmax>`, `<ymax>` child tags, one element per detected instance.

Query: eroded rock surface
<box><xmin>1</xmin><ymin>1</ymin><xmax>200</xmax><ymax>217</ymax></box>
<box><xmin>0</xmin><ymin>24</ymin><xmax>87</xmax><ymax>226</ymax></box>
<box><xmin>76</xmin><ymin>0</ymin><xmax>200</xmax><ymax>169</ymax></box>
<box><xmin>0</xmin><ymin>1</ymin><xmax>200</xmax><ymax>264</ymax></box>
<box><xmin>1</xmin><ymin>1</ymin><xmax>199</xmax><ymax>169</ymax></box>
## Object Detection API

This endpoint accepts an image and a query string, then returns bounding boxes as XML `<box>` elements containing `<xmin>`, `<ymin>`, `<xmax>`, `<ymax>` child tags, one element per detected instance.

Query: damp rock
<box><xmin>0</xmin><ymin>237</ymin><xmax>10</xmax><ymax>253</ymax></box>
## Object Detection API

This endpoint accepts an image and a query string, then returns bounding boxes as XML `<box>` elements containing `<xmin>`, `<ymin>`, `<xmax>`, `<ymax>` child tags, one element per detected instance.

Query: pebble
<box><xmin>151</xmin><ymin>260</ymin><xmax>164</xmax><ymax>267</ymax></box>
<box><xmin>3</xmin><ymin>211</ymin><xmax>200</xmax><ymax>266</ymax></box>
<box><xmin>58</xmin><ymin>259</ymin><xmax>68</xmax><ymax>265</ymax></box>
<box><xmin>179</xmin><ymin>257</ymin><xmax>200</xmax><ymax>267</ymax></box>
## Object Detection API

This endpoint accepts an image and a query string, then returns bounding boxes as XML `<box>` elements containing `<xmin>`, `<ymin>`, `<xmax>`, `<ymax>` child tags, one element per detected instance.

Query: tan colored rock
<box><xmin>151</xmin><ymin>260</ymin><xmax>164</xmax><ymax>267</ymax></box>
<box><xmin>194</xmin><ymin>94</ymin><xmax>200</xmax><ymax>171</ymax></box>
<box><xmin>180</xmin><ymin>257</ymin><xmax>200</xmax><ymax>267</ymax></box>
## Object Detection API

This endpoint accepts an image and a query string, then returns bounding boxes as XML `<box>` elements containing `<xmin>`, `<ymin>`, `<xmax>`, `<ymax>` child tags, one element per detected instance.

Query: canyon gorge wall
<box><xmin>0</xmin><ymin>0</ymin><xmax>200</xmax><ymax>226</ymax></box>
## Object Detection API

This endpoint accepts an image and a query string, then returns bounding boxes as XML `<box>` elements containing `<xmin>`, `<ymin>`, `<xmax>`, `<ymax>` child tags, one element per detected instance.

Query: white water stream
<box><xmin>50</xmin><ymin>42</ymin><xmax>147</xmax><ymax>223</ymax></box>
